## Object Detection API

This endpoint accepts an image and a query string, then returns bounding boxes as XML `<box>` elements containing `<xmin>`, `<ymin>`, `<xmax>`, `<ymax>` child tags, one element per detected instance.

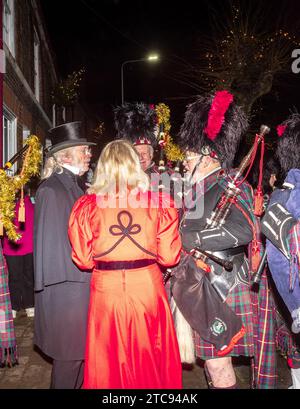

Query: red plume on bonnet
<box><xmin>178</xmin><ymin>89</ymin><xmax>248</xmax><ymax>168</ymax></box>
<box><xmin>276</xmin><ymin>124</ymin><xmax>287</xmax><ymax>137</ymax></box>
<box><xmin>204</xmin><ymin>90</ymin><xmax>234</xmax><ymax>141</ymax></box>
<box><xmin>276</xmin><ymin>112</ymin><xmax>300</xmax><ymax>173</ymax></box>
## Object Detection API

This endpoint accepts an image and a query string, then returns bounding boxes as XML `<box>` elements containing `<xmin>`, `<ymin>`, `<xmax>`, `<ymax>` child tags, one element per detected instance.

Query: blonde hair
<box><xmin>88</xmin><ymin>139</ymin><xmax>149</xmax><ymax>195</ymax></box>
<box><xmin>41</xmin><ymin>148</ymin><xmax>75</xmax><ymax>180</ymax></box>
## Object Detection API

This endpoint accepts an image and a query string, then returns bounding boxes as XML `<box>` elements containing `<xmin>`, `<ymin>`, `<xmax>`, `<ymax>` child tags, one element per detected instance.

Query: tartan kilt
<box><xmin>250</xmin><ymin>270</ymin><xmax>277</xmax><ymax>388</ymax></box>
<box><xmin>274</xmin><ymin>296</ymin><xmax>300</xmax><ymax>366</ymax></box>
<box><xmin>276</xmin><ymin>317</ymin><xmax>297</xmax><ymax>358</ymax></box>
<box><xmin>194</xmin><ymin>280</ymin><xmax>255</xmax><ymax>359</ymax></box>
<box><xmin>0</xmin><ymin>244</ymin><xmax>18</xmax><ymax>366</ymax></box>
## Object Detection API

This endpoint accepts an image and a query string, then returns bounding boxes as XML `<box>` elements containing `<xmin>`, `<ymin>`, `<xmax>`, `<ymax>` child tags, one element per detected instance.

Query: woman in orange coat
<box><xmin>68</xmin><ymin>139</ymin><xmax>182</xmax><ymax>389</ymax></box>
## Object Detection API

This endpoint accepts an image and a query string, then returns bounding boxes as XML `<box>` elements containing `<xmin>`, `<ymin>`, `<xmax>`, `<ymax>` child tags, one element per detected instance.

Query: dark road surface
<box><xmin>0</xmin><ymin>311</ymin><xmax>292</xmax><ymax>390</ymax></box>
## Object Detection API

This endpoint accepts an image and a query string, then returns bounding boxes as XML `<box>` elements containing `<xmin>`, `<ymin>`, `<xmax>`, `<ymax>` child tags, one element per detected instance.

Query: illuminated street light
<box><xmin>147</xmin><ymin>54</ymin><xmax>159</xmax><ymax>61</ymax></box>
<box><xmin>121</xmin><ymin>54</ymin><xmax>160</xmax><ymax>104</ymax></box>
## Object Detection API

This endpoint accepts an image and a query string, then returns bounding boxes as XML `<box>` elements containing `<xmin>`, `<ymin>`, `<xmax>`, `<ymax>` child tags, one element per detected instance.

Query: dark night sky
<box><xmin>40</xmin><ymin>0</ymin><xmax>300</xmax><ymax>141</ymax></box>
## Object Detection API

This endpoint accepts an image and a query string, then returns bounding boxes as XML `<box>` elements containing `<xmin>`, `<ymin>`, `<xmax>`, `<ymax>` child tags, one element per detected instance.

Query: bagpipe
<box><xmin>199</xmin><ymin>125</ymin><xmax>269</xmax><ymax>229</ymax></box>
<box><xmin>0</xmin><ymin>135</ymin><xmax>42</xmax><ymax>241</ymax></box>
<box><xmin>192</xmin><ymin>125</ymin><xmax>270</xmax><ymax>282</ymax></box>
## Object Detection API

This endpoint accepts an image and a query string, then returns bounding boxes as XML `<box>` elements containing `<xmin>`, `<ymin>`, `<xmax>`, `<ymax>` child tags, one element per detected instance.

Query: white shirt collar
<box><xmin>62</xmin><ymin>164</ymin><xmax>81</xmax><ymax>175</ymax></box>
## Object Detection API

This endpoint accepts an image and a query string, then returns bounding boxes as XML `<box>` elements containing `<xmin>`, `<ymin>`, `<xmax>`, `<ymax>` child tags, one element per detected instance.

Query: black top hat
<box><xmin>47</xmin><ymin>121</ymin><xmax>96</xmax><ymax>155</ymax></box>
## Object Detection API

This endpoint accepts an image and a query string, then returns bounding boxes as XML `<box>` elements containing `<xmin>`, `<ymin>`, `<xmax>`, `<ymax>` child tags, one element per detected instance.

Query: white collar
<box><xmin>282</xmin><ymin>182</ymin><xmax>295</xmax><ymax>190</ymax></box>
<box><xmin>62</xmin><ymin>164</ymin><xmax>81</xmax><ymax>175</ymax></box>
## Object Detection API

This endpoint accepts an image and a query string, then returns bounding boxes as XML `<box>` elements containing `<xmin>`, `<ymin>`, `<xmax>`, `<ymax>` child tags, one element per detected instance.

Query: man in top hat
<box><xmin>34</xmin><ymin>121</ymin><xmax>95</xmax><ymax>389</ymax></box>
<box><xmin>176</xmin><ymin>90</ymin><xmax>261</xmax><ymax>388</ymax></box>
<box><xmin>265</xmin><ymin>113</ymin><xmax>300</xmax><ymax>388</ymax></box>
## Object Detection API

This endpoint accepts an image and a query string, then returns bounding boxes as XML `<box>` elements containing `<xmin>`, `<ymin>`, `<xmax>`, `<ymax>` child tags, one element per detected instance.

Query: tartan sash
<box><xmin>0</xmin><ymin>245</ymin><xmax>18</xmax><ymax>367</ymax></box>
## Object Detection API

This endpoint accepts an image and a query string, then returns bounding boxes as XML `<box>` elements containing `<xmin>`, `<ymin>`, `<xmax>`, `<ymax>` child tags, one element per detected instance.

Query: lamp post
<box><xmin>121</xmin><ymin>54</ymin><xmax>159</xmax><ymax>104</ymax></box>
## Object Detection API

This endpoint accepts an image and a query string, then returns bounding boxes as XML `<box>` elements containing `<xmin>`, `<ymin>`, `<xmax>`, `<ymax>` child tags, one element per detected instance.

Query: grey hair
<box><xmin>41</xmin><ymin>148</ymin><xmax>74</xmax><ymax>180</ymax></box>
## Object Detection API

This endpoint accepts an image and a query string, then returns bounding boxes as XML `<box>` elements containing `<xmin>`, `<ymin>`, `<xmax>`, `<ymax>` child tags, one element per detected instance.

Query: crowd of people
<box><xmin>0</xmin><ymin>89</ymin><xmax>300</xmax><ymax>390</ymax></box>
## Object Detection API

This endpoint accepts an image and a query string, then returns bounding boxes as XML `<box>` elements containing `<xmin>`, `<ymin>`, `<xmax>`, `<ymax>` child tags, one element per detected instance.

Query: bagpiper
<box><xmin>174</xmin><ymin>90</ymin><xmax>266</xmax><ymax>388</ymax></box>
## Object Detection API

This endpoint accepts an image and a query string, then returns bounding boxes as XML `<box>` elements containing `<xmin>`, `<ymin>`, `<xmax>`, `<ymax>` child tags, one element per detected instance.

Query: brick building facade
<box><xmin>2</xmin><ymin>0</ymin><xmax>58</xmax><ymax>169</ymax></box>
<box><xmin>2</xmin><ymin>0</ymin><xmax>98</xmax><ymax>171</ymax></box>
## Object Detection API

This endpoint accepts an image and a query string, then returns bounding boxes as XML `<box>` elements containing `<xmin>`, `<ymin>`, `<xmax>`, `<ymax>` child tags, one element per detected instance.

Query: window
<box><xmin>23</xmin><ymin>126</ymin><xmax>30</xmax><ymax>143</ymax></box>
<box><xmin>34</xmin><ymin>28</ymin><xmax>41</xmax><ymax>101</ymax></box>
<box><xmin>3</xmin><ymin>0</ymin><xmax>15</xmax><ymax>57</ymax></box>
<box><xmin>3</xmin><ymin>107</ymin><xmax>17</xmax><ymax>174</ymax></box>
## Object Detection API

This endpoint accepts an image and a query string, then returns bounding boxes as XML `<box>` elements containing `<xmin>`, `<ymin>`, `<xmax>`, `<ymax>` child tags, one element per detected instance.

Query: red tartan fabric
<box><xmin>0</xmin><ymin>244</ymin><xmax>18</xmax><ymax>366</ymax></box>
<box><xmin>274</xmin><ymin>290</ymin><xmax>300</xmax><ymax>370</ymax></box>
<box><xmin>250</xmin><ymin>269</ymin><xmax>278</xmax><ymax>389</ymax></box>
<box><xmin>247</xmin><ymin>198</ymin><xmax>277</xmax><ymax>389</ymax></box>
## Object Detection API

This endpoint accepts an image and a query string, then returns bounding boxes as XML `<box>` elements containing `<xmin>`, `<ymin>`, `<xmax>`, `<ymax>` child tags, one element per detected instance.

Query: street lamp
<box><xmin>121</xmin><ymin>54</ymin><xmax>159</xmax><ymax>104</ymax></box>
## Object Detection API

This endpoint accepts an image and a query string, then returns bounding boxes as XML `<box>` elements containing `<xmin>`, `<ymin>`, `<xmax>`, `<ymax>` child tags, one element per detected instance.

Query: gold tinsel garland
<box><xmin>155</xmin><ymin>103</ymin><xmax>171</xmax><ymax>134</ymax></box>
<box><xmin>0</xmin><ymin>135</ymin><xmax>42</xmax><ymax>241</ymax></box>
<box><xmin>165</xmin><ymin>140</ymin><xmax>185</xmax><ymax>163</ymax></box>
<box><xmin>155</xmin><ymin>103</ymin><xmax>184</xmax><ymax>162</ymax></box>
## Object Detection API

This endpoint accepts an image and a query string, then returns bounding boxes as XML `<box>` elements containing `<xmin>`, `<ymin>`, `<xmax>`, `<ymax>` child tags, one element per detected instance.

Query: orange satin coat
<box><xmin>68</xmin><ymin>191</ymin><xmax>182</xmax><ymax>389</ymax></box>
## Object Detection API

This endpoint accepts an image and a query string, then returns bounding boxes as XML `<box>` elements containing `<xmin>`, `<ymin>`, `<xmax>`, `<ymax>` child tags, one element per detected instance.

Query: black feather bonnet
<box><xmin>178</xmin><ymin>90</ymin><xmax>248</xmax><ymax>168</ymax></box>
<box><xmin>113</xmin><ymin>102</ymin><xmax>158</xmax><ymax>147</ymax></box>
<box><xmin>276</xmin><ymin>112</ymin><xmax>300</xmax><ymax>174</ymax></box>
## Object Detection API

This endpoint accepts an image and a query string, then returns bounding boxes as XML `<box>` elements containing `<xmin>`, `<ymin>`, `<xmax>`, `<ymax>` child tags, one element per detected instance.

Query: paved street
<box><xmin>0</xmin><ymin>311</ymin><xmax>292</xmax><ymax>389</ymax></box>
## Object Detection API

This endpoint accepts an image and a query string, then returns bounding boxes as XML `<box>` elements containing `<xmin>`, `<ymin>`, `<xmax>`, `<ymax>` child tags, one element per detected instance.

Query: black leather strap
<box><xmin>207</xmin><ymin>246</ymin><xmax>245</xmax><ymax>260</ymax></box>
<box><xmin>95</xmin><ymin>259</ymin><xmax>156</xmax><ymax>270</ymax></box>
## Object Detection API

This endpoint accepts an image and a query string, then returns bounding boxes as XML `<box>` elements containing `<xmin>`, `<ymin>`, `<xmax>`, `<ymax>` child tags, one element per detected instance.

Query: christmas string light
<box><xmin>52</xmin><ymin>68</ymin><xmax>86</xmax><ymax>107</ymax></box>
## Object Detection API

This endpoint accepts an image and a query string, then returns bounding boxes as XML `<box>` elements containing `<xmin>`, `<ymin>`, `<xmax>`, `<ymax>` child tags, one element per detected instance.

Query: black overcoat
<box><xmin>33</xmin><ymin>168</ymin><xmax>91</xmax><ymax>360</ymax></box>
